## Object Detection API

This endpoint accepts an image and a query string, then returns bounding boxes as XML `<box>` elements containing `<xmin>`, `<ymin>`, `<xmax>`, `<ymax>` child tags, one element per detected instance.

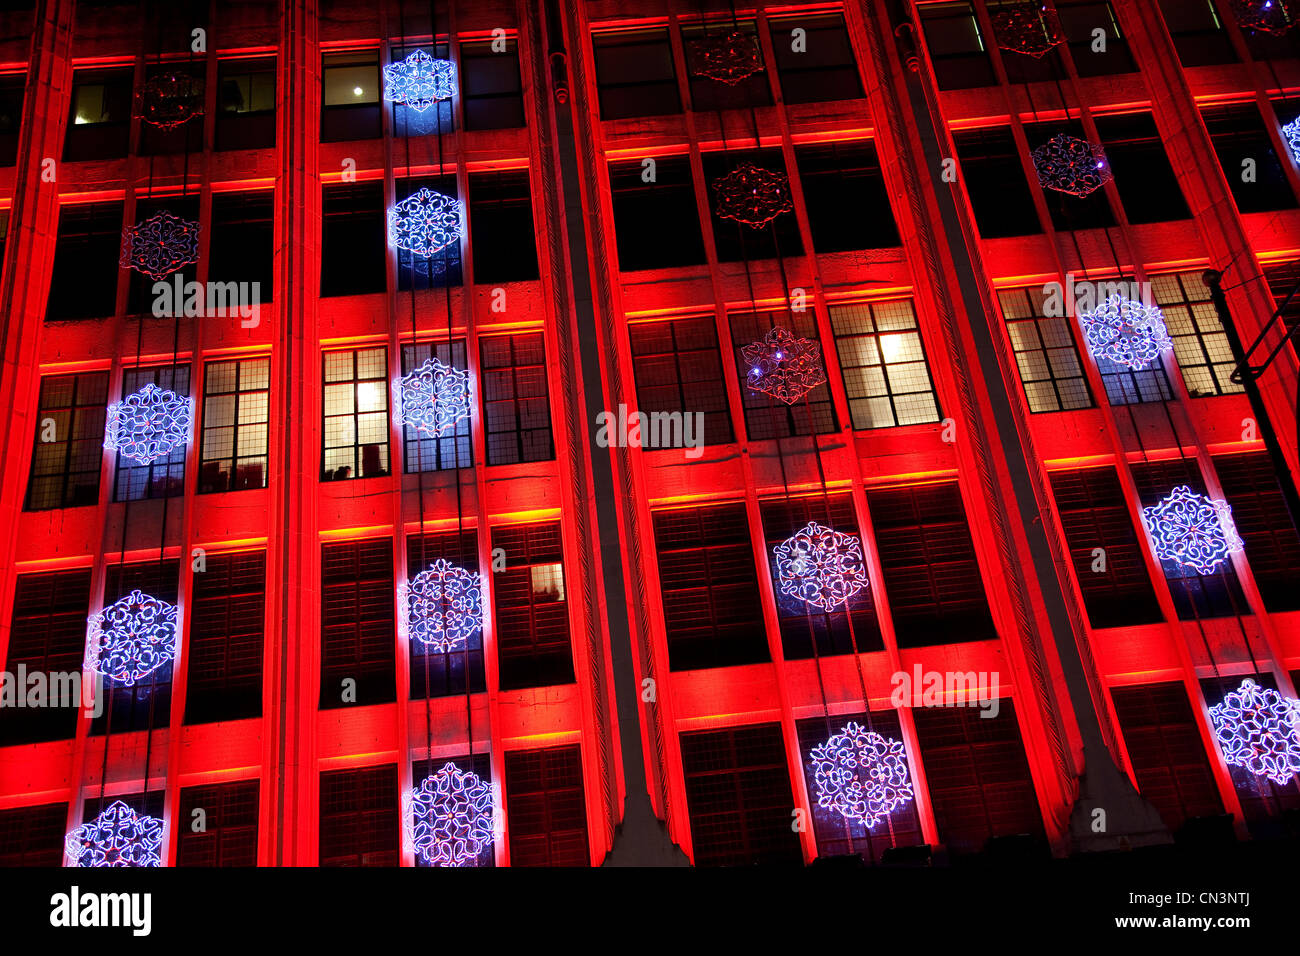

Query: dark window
<box><xmin>703</xmin><ymin>148</ymin><xmax>803</xmax><ymax>262</ymax></box>
<box><xmin>199</xmin><ymin>357</ymin><xmax>270</xmax><ymax>493</ymax></box>
<box><xmin>1158</xmin><ymin>0</ymin><xmax>1237</xmax><ymax>66</ymax></box>
<box><xmin>593</xmin><ymin>28</ymin><xmax>681</xmax><ymax>120</ymax></box>
<box><xmin>1263</xmin><ymin>257</ymin><xmax>1300</xmax><ymax>338</ymax></box>
<box><xmin>25</xmin><ymin>371</ymin><xmax>108</xmax><ymax>510</ymax></box>
<box><xmin>918</xmin><ymin>1</ymin><xmax>996</xmax><ymax>90</ymax></box>
<box><xmin>411</xmin><ymin>754</ymin><xmax>494</xmax><ymax>866</ymax></box>
<box><xmin>651</xmin><ymin>503</ymin><xmax>768</xmax><ymax>671</ymax></box>
<box><xmin>1110</xmin><ymin>682</ymin><xmax>1224</xmax><ymax>831</ymax></box>
<box><xmin>407</xmin><ymin>530</ymin><xmax>485</xmax><ymax>699</ymax></box>
<box><xmin>176</xmin><ymin>780</ymin><xmax>259</xmax><ymax>866</ymax></box>
<box><xmin>997</xmin><ymin>286</ymin><xmax>1094</xmax><ymax>412</ymax></box>
<box><xmin>461</xmin><ymin>38</ymin><xmax>524</xmax><ymax>130</ymax></box>
<box><xmin>400</xmin><ymin>341</ymin><xmax>471</xmax><ymax>472</ymax></box>
<box><xmin>113</xmin><ymin>364</ymin><xmax>190</xmax><ymax>501</ymax></box>
<box><xmin>731</xmin><ymin>310</ymin><xmax>837</xmax><ymax>438</ymax></box>
<box><xmin>607</xmin><ymin>156</ymin><xmax>707</xmax><ymax>271</ymax></box>
<box><xmin>1201</xmin><ymin>102</ymin><xmax>1298</xmax><ymax>214</ymax></box>
<box><xmin>1025</xmin><ymin>120</ymin><xmax>1115</xmax><ymax>231</ymax></box>
<box><xmin>989</xmin><ymin>0</ymin><xmax>1067</xmax><ymax>84</ymax></box>
<box><xmin>1154</xmin><ymin>270</ymin><xmax>1243</xmax><ymax>398</ymax></box>
<box><xmin>480</xmin><ymin>332</ymin><xmax>554</xmax><ymax>465</ymax></box>
<box><xmin>394</xmin><ymin>174</ymin><xmax>462</xmax><ymax>289</ymax></box>
<box><xmin>322</xmin><ymin>347</ymin><xmax>389</xmax><ymax>481</ymax></box>
<box><xmin>210</xmin><ymin>190</ymin><xmax>274</xmax><ymax>305</ymax></box>
<box><xmin>679</xmin><ymin>724</ymin><xmax>804</xmax><ymax>866</ymax></box>
<box><xmin>0</xmin><ymin>73</ymin><xmax>24</xmax><ymax>167</ymax></box>
<box><xmin>321</xmin><ymin>50</ymin><xmax>381</xmax><ymax>142</ymax></box>
<box><xmin>504</xmin><ymin>745</ymin><xmax>590</xmax><ymax>866</ymax></box>
<box><xmin>866</xmin><ymin>481</ymin><xmax>998</xmax><ymax>648</ymax></box>
<box><xmin>1056</xmin><ymin>0</ymin><xmax>1136</xmax><ymax>76</ymax></box>
<box><xmin>911</xmin><ymin>702</ymin><xmax>1046</xmax><ymax>855</ymax></box>
<box><xmin>469</xmin><ymin>170</ymin><xmax>538</xmax><ymax>283</ymax></box>
<box><xmin>63</xmin><ymin>68</ymin><xmax>131</xmax><ymax>161</ymax></box>
<box><xmin>389</xmin><ymin>43</ymin><xmax>454</xmax><ymax>137</ymax></box>
<box><xmin>0</xmin><ymin>802</ymin><xmax>68</xmax><ymax>866</ymax></box>
<box><xmin>1242</xmin><ymin>10</ymin><xmax>1300</xmax><ymax>59</ymax></box>
<box><xmin>1214</xmin><ymin>452</ymin><xmax>1300</xmax><ymax>612</ymax></box>
<box><xmin>320</xmin><ymin>538</ymin><xmax>396</xmax><ymax>709</ymax></box>
<box><xmin>216</xmin><ymin>56</ymin><xmax>276</xmax><ymax>150</ymax></box>
<box><xmin>46</xmin><ymin>201</ymin><xmax>123</xmax><ymax>320</ymax></box>
<box><xmin>828</xmin><ymin>299</ymin><xmax>941</xmax><ymax>429</ymax></box>
<box><xmin>126</xmin><ymin>194</ymin><xmax>200</xmax><ymax>315</ymax></box>
<box><xmin>319</xmin><ymin>764</ymin><xmax>398</xmax><ymax>866</ymax></box>
<box><xmin>795</xmin><ymin>141</ymin><xmax>899</xmax><ymax>252</ymax></box>
<box><xmin>321</xmin><ymin>182</ymin><xmax>386</xmax><ymax>297</ymax></box>
<box><xmin>952</xmin><ymin>127</ymin><xmax>1042</xmax><ymax>238</ymax></box>
<box><xmin>138</xmin><ymin>64</ymin><xmax>204</xmax><ymax>156</ymax></box>
<box><xmin>91</xmin><ymin>560</ymin><xmax>179</xmax><ymax>735</ymax></box>
<box><xmin>683</xmin><ymin>21</ymin><xmax>771</xmax><ymax>111</ymax></box>
<box><xmin>0</xmin><ymin>569</ymin><xmax>90</xmax><ymax>745</ymax></box>
<box><xmin>1094</xmin><ymin>112</ymin><xmax>1191</xmax><ymax>225</ymax></box>
<box><xmin>492</xmin><ymin>522</ymin><xmax>574</xmax><ymax>690</ymax></box>
<box><xmin>1048</xmin><ymin>467</ymin><xmax>1164</xmax><ymax>628</ymax></box>
<box><xmin>627</xmin><ymin>317</ymin><xmax>734</xmax><ymax>446</ymax></box>
<box><xmin>185</xmin><ymin>551</ymin><xmax>265</xmax><ymax>724</ymax></box>
<box><xmin>767</xmin><ymin>13</ymin><xmax>862</xmax><ymax>104</ymax></box>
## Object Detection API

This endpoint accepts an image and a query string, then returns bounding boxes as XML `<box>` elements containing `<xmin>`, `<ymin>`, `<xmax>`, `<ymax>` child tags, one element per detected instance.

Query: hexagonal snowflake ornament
<box><xmin>1141</xmin><ymin>485</ymin><xmax>1245</xmax><ymax>575</ymax></box>
<box><xmin>1229</xmin><ymin>0</ymin><xmax>1296</xmax><ymax>34</ymax></box>
<box><xmin>388</xmin><ymin>187</ymin><xmax>462</xmax><ymax>258</ymax></box>
<box><xmin>773</xmin><ymin>521</ymin><xmax>869</xmax><ymax>610</ymax></box>
<box><xmin>809</xmin><ymin>722</ymin><xmax>914</xmax><ymax>829</ymax></box>
<box><xmin>383</xmin><ymin>49</ymin><xmax>457</xmax><ymax>112</ymax></box>
<box><xmin>105</xmin><ymin>382</ymin><xmax>193</xmax><ymax>464</ymax></box>
<box><xmin>1078</xmin><ymin>294</ymin><xmax>1173</xmax><ymax>371</ymax></box>
<box><xmin>990</xmin><ymin>1</ymin><xmax>1064</xmax><ymax>58</ymax></box>
<box><xmin>741</xmin><ymin>327</ymin><xmax>828</xmax><ymax>404</ymax></box>
<box><xmin>404</xmin><ymin>762</ymin><xmax>495</xmax><ymax>866</ymax></box>
<box><xmin>65</xmin><ymin>801</ymin><xmax>164</xmax><ymax>867</ymax></box>
<box><xmin>400</xmin><ymin>559</ymin><xmax>484</xmax><ymax>653</ymax></box>
<box><xmin>120</xmin><ymin>210</ymin><xmax>200</xmax><ymax>280</ymax></box>
<box><xmin>397</xmin><ymin>357</ymin><xmax>471</xmax><ymax>437</ymax></box>
<box><xmin>1208</xmin><ymin>678</ymin><xmax>1300</xmax><ymax>785</ymax></box>
<box><xmin>688</xmin><ymin>30</ymin><xmax>763</xmax><ymax>84</ymax></box>
<box><xmin>137</xmin><ymin>70</ymin><xmax>203</xmax><ymax>128</ymax></box>
<box><xmin>85</xmin><ymin>590</ymin><xmax>179</xmax><ymax>686</ymax></box>
<box><xmin>1032</xmin><ymin>133</ymin><xmax>1113</xmax><ymax>197</ymax></box>
<box><xmin>1283</xmin><ymin>117</ymin><xmax>1300</xmax><ymax>166</ymax></box>
<box><xmin>713</xmin><ymin>162</ymin><xmax>794</xmax><ymax>228</ymax></box>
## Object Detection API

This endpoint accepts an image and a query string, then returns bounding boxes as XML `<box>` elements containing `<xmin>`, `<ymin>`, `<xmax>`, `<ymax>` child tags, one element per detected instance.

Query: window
<box><xmin>952</xmin><ymin>128</ymin><xmax>1041</xmax><ymax>238</ymax></box>
<box><xmin>767</xmin><ymin>13</ymin><xmax>862</xmax><ymax>104</ymax></box>
<box><xmin>1200</xmin><ymin>673</ymin><xmax>1300</xmax><ymax>826</ymax></box>
<box><xmin>138</xmin><ymin>64</ymin><xmax>204</xmax><ymax>156</ymax></box>
<box><xmin>492</xmin><ymin>522</ymin><xmax>574</xmax><ymax>690</ymax></box>
<box><xmin>176</xmin><ymin>780</ymin><xmax>259</xmax><ymax>866</ymax></box>
<box><xmin>683</xmin><ymin>21</ymin><xmax>771</xmax><ymax>111</ymax></box>
<box><xmin>126</xmin><ymin>194</ymin><xmax>199</xmax><ymax>315</ymax></box>
<box><xmin>1153</xmin><ymin>270</ymin><xmax>1243</xmax><ymax>398</ymax></box>
<box><xmin>1263</xmin><ymin>258</ymin><xmax>1300</xmax><ymax>336</ymax></box>
<box><xmin>25</xmin><ymin>371</ymin><xmax>107</xmax><ymax>511</ymax></box>
<box><xmin>1096</xmin><ymin>341</ymin><xmax>1175</xmax><ymax>406</ymax></box>
<box><xmin>216</xmin><ymin>57</ymin><xmax>276</xmax><ymax>150</ymax></box>
<box><xmin>322</xmin><ymin>347</ymin><xmax>389</xmax><ymax>481</ymax></box>
<box><xmin>321</xmin><ymin>182</ymin><xmax>386</xmax><ymax>297</ymax></box>
<box><xmin>1094</xmin><ymin>112</ymin><xmax>1191</xmax><ymax>225</ymax></box>
<box><xmin>795</xmin><ymin>141</ymin><xmax>899</xmax><ymax>253</ymax></box>
<box><xmin>321</xmin><ymin>50</ymin><xmax>381</xmax><ymax>142</ymax></box>
<box><xmin>113</xmin><ymin>365</ymin><xmax>190</xmax><ymax>502</ymax></box>
<box><xmin>1025</xmin><ymin>120</ymin><xmax>1115</xmax><ymax>231</ymax></box>
<box><xmin>504</xmin><ymin>745</ymin><xmax>590</xmax><ymax>866</ymax></box>
<box><xmin>199</xmin><ymin>357</ymin><xmax>270</xmax><ymax>493</ymax></box>
<box><xmin>703</xmin><ymin>148</ymin><xmax>803</xmax><ymax>262</ymax></box>
<box><xmin>319</xmin><ymin>764</ymin><xmax>398</xmax><ymax>866</ymax></box>
<box><xmin>911</xmin><ymin>702</ymin><xmax>1046</xmax><ymax>855</ymax></box>
<box><xmin>407</xmin><ymin>530</ymin><xmax>485</xmax><ymax>699</ymax></box>
<box><xmin>607</xmin><ymin>155</ymin><xmax>707</xmax><ymax>271</ymax></box>
<box><xmin>1213</xmin><ymin>452</ymin><xmax>1300</xmax><ymax>613</ymax></box>
<box><xmin>593</xmin><ymin>28</ymin><xmax>681</xmax><ymax>120</ymax></box>
<box><xmin>1158</xmin><ymin>0</ymin><xmax>1237</xmax><ymax>66</ymax></box>
<box><xmin>46</xmin><ymin>201</ymin><xmax>123</xmax><ymax>320</ymax></box>
<box><xmin>1048</xmin><ymin>467</ymin><xmax>1163</xmax><ymax>628</ymax></box>
<box><xmin>92</xmin><ymin>560</ymin><xmax>179</xmax><ymax>735</ymax></box>
<box><xmin>185</xmin><ymin>551</ymin><xmax>265</xmax><ymax>725</ymax></box>
<box><xmin>866</xmin><ymin>481</ymin><xmax>997</xmax><ymax>648</ymax></box>
<box><xmin>679</xmin><ymin>724</ymin><xmax>804</xmax><ymax>866</ymax></box>
<box><xmin>627</xmin><ymin>317</ymin><xmax>734</xmax><ymax>446</ymax></box>
<box><xmin>1201</xmin><ymin>103</ymin><xmax>1298</xmax><ymax>214</ymax></box>
<box><xmin>1056</xmin><ymin>0</ymin><xmax>1136</xmax><ymax>76</ymax></box>
<box><xmin>395</xmin><ymin>174</ymin><xmax>462</xmax><ymax>289</ymax></box>
<box><xmin>321</xmin><ymin>538</ymin><xmax>396</xmax><ymax>709</ymax></box>
<box><xmin>461</xmin><ymin>38</ymin><xmax>524</xmax><ymax>130</ymax></box>
<box><xmin>210</xmin><ymin>190</ymin><xmax>274</xmax><ymax>305</ymax></box>
<box><xmin>400</xmin><ymin>341</ymin><xmax>471</xmax><ymax>472</ymax></box>
<box><xmin>64</xmin><ymin>68</ymin><xmax>131</xmax><ymax>161</ymax></box>
<box><xmin>0</xmin><ymin>803</ymin><xmax>68</xmax><ymax>866</ymax></box>
<box><xmin>0</xmin><ymin>569</ymin><xmax>90</xmax><ymax>746</ymax></box>
<box><xmin>412</xmin><ymin>754</ymin><xmax>493</xmax><ymax>866</ymax></box>
<box><xmin>469</xmin><ymin>170</ymin><xmax>538</xmax><ymax>284</ymax></box>
<box><xmin>988</xmin><ymin>0</ymin><xmax>1065</xmax><ymax>84</ymax></box>
<box><xmin>1110</xmin><ymin>682</ymin><xmax>1224</xmax><ymax>832</ymax></box>
<box><xmin>997</xmin><ymin>286</ymin><xmax>1094</xmax><ymax>412</ymax></box>
<box><xmin>651</xmin><ymin>503</ymin><xmax>768</xmax><ymax>670</ymax></box>
<box><xmin>828</xmin><ymin>299</ymin><xmax>941</xmax><ymax>429</ymax></box>
<box><xmin>0</xmin><ymin>73</ymin><xmax>24</xmax><ymax>167</ymax></box>
<box><xmin>480</xmin><ymin>332</ymin><xmax>554</xmax><ymax>465</ymax></box>
<box><xmin>389</xmin><ymin>43</ymin><xmax>454</xmax><ymax>137</ymax></box>
<box><xmin>760</xmin><ymin>494</ymin><xmax>882</xmax><ymax>660</ymax></box>
<box><xmin>732</xmin><ymin>310</ymin><xmax>837</xmax><ymax>439</ymax></box>
<box><xmin>918</xmin><ymin>1</ymin><xmax>995</xmax><ymax>90</ymax></box>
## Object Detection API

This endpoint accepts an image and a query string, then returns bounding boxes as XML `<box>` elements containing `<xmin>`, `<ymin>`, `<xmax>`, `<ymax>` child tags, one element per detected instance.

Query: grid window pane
<box><xmin>321</xmin><ymin>538</ymin><xmax>396</xmax><ymax>709</ymax></box>
<box><xmin>112</xmin><ymin>365</ymin><xmax>191</xmax><ymax>502</ymax></box>
<box><xmin>628</xmin><ymin>317</ymin><xmax>734</xmax><ymax>446</ymax></box>
<box><xmin>400</xmin><ymin>341</ymin><xmax>471</xmax><ymax>472</ymax></box>
<box><xmin>829</xmin><ymin>299</ymin><xmax>941</xmax><ymax>429</ymax></box>
<box><xmin>504</xmin><ymin>745</ymin><xmax>590</xmax><ymax>866</ymax></box>
<box><xmin>185</xmin><ymin>551</ymin><xmax>265</xmax><ymax>724</ymax></box>
<box><xmin>480</xmin><ymin>332</ymin><xmax>554</xmax><ymax>465</ymax></box>
<box><xmin>25</xmin><ymin>371</ymin><xmax>108</xmax><ymax>511</ymax></box>
<box><xmin>319</xmin><ymin>764</ymin><xmax>398</xmax><ymax>866</ymax></box>
<box><xmin>1152</xmin><ymin>271</ymin><xmax>1245</xmax><ymax>399</ymax></box>
<box><xmin>176</xmin><ymin>780</ymin><xmax>259</xmax><ymax>866</ymax></box>
<box><xmin>997</xmin><ymin>287</ymin><xmax>1094</xmax><ymax>412</ymax></box>
<box><xmin>200</xmin><ymin>358</ymin><xmax>269</xmax><ymax>492</ymax></box>
<box><xmin>491</xmin><ymin>522</ymin><xmax>574</xmax><ymax>690</ymax></box>
<box><xmin>322</xmin><ymin>347</ymin><xmax>389</xmax><ymax>480</ymax></box>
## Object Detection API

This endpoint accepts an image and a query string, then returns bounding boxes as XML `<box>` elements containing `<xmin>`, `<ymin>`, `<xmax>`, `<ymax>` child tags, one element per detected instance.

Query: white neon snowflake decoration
<box><xmin>105</xmin><ymin>383</ymin><xmax>193</xmax><ymax>465</ymax></box>
<box><xmin>809</xmin><ymin>722</ymin><xmax>914</xmax><ymax>829</ymax></box>
<box><xmin>404</xmin><ymin>762</ymin><xmax>495</xmax><ymax>866</ymax></box>
<box><xmin>120</xmin><ymin>210</ymin><xmax>200</xmax><ymax>280</ymax></box>
<box><xmin>397</xmin><ymin>357</ymin><xmax>471</xmax><ymax>437</ymax></box>
<box><xmin>383</xmin><ymin>49</ymin><xmax>457</xmax><ymax>112</ymax></box>
<box><xmin>1032</xmin><ymin>133</ymin><xmax>1113</xmax><ymax>198</ymax></box>
<box><xmin>741</xmin><ymin>327</ymin><xmax>828</xmax><ymax>404</ymax></box>
<box><xmin>400</xmin><ymin>559</ymin><xmax>483</xmax><ymax>653</ymax></box>
<box><xmin>1142</xmin><ymin>485</ymin><xmax>1245</xmax><ymax>575</ymax></box>
<box><xmin>773</xmin><ymin>521</ymin><xmax>869</xmax><ymax>611</ymax></box>
<box><xmin>1208</xmin><ymin>678</ymin><xmax>1300</xmax><ymax>786</ymax></box>
<box><xmin>388</xmin><ymin>187</ymin><xmax>462</xmax><ymax>259</ymax></box>
<box><xmin>1283</xmin><ymin>117</ymin><xmax>1300</xmax><ymax>166</ymax></box>
<box><xmin>85</xmin><ymin>589</ymin><xmax>179</xmax><ymax>686</ymax></box>
<box><xmin>65</xmin><ymin>800</ymin><xmax>164</xmax><ymax>867</ymax></box>
<box><xmin>1078</xmin><ymin>294</ymin><xmax>1173</xmax><ymax>371</ymax></box>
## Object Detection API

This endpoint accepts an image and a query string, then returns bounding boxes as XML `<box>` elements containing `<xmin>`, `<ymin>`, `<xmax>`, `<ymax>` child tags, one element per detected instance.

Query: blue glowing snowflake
<box><xmin>388</xmin><ymin>187</ymin><xmax>462</xmax><ymax>259</ymax></box>
<box><xmin>1078</xmin><ymin>294</ymin><xmax>1173</xmax><ymax>370</ymax></box>
<box><xmin>741</xmin><ymin>327</ymin><xmax>827</xmax><ymax>404</ymax></box>
<box><xmin>397</xmin><ymin>357</ymin><xmax>471</xmax><ymax>437</ymax></box>
<box><xmin>404</xmin><ymin>762</ymin><xmax>495</xmax><ymax>866</ymax></box>
<box><xmin>105</xmin><ymin>382</ymin><xmax>193</xmax><ymax>464</ymax></box>
<box><xmin>1032</xmin><ymin>133</ymin><xmax>1112</xmax><ymax>198</ymax></box>
<box><xmin>120</xmin><ymin>210</ymin><xmax>200</xmax><ymax>280</ymax></box>
<box><xmin>1208</xmin><ymin>678</ymin><xmax>1300</xmax><ymax>785</ymax></box>
<box><xmin>401</xmin><ymin>559</ymin><xmax>483</xmax><ymax>652</ymax></box>
<box><xmin>383</xmin><ymin>49</ymin><xmax>457</xmax><ymax>112</ymax></box>
<box><xmin>85</xmin><ymin>590</ymin><xmax>179</xmax><ymax>686</ymax></box>
<box><xmin>1284</xmin><ymin>117</ymin><xmax>1300</xmax><ymax>166</ymax></box>
<box><xmin>773</xmin><ymin>521</ymin><xmax>869</xmax><ymax>611</ymax></box>
<box><xmin>1142</xmin><ymin>485</ymin><xmax>1245</xmax><ymax>575</ymax></box>
<box><xmin>809</xmin><ymin>722</ymin><xmax>914</xmax><ymax>829</ymax></box>
<box><xmin>65</xmin><ymin>801</ymin><xmax>164</xmax><ymax>867</ymax></box>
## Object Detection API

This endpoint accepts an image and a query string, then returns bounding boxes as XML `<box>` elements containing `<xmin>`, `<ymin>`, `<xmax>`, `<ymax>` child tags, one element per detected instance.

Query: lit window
<box><xmin>828</xmin><ymin>299</ymin><xmax>940</xmax><ymax>429</ymax></box>
<box><xmin>322</xmin><ymin>347</ymin><xmax>390</xmax><ymax>481</ymax></box>
<box><xmin>1152</xmin><ymin>271</ymin><xmax>1245</xmax><ymax>398</ymax></box>
<box><xmin>997</xmin><ymin>287</ymin><xmax>1094</xmax><ymax>412</ymax></box>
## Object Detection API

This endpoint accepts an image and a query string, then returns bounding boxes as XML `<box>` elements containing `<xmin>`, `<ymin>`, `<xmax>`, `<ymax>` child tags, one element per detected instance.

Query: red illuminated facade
<box><xmin>0</xmin><ymin>0</ymin><xmax>1298</xmax><ymax>868</ymax></box>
